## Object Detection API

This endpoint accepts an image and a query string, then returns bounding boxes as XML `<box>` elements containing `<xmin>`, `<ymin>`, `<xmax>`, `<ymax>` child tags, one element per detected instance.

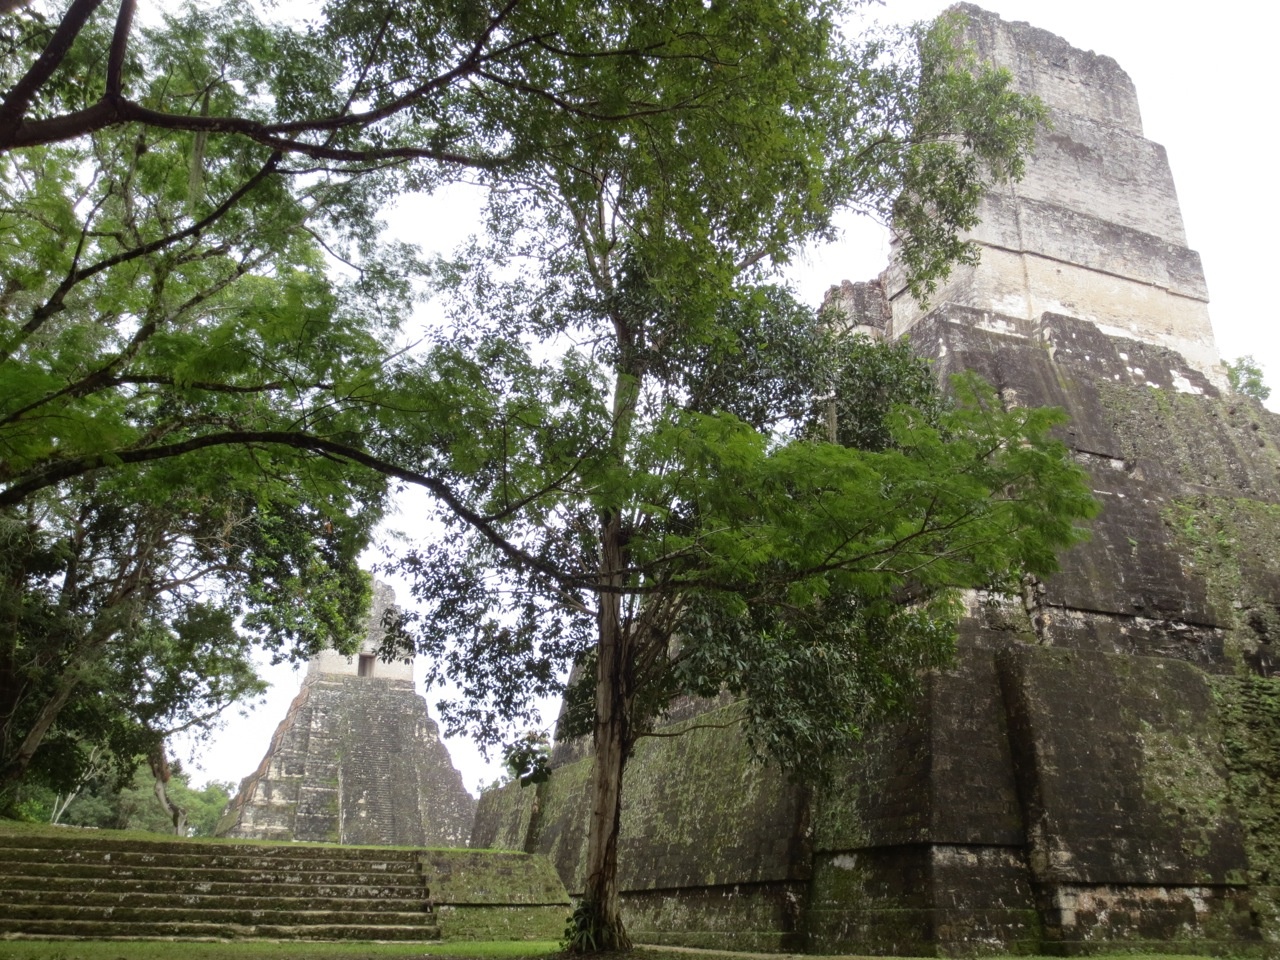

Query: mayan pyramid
<box><xmin>218</xmin><ymin>581</ymin><xmax>476</xmax><ymax>846</ymax></box>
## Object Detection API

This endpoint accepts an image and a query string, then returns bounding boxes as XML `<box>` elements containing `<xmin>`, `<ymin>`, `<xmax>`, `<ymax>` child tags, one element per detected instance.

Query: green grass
<box><xmin>0</xmin><ymin>945</ymin><xmax>1241</xmax><ymax>960</ymax></box>
<box><xmin>0</xmin><ymin>941</ymin><xmax>560</xmax><ymax>960</ymax></box>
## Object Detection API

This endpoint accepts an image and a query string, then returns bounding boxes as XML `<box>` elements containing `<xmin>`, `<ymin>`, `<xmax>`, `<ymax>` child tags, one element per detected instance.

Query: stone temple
<box><xmin>218</xmin><ymin>581</ymin><xmax>475</xmax><ymax>846</ymax></box>
<box><xmin>473</xmin><ymin>6</ymin><xmax>1280</xmax><ymax>956</ymax></box>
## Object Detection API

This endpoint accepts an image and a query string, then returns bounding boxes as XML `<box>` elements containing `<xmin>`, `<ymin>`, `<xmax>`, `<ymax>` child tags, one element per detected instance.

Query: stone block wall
<box><xmin>308</xmin><ymin>580</ymin><xmax>414</xmax><ymax>681</ymax></box>
<box><xmin>1219</xmin><ymin>677</ymin><xmax>1280</xmax><ymax>951</ymax></box>
<box><xmin>419</xmin><ymin>848</ymin><xmax>571</xmax><ymax>940</ymax></box>
<box><xmin>220</xmin><ymin>579</ymin><xmax>474</xmax><ymax>847</ymax></box>
<box><xmin>479</xmin><ymin>314</ymin><xmax>1280</xmax><ymax>956</ymax></box>
<box><xmin>473</xmin><ymin>704</ymin><xmax>810</xmax><ymax>950</ymax></box>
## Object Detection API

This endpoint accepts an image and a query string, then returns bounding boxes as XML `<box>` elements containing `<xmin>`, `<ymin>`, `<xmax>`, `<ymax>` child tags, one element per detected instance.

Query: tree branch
<box><xmin>0</xmin><ymin>0</ymin><xmax>106</xmax><ymax>138</ymax></box>
<box><xmin>0</xmin><ymin>151</ymin><xmax>282</xmax><ymax>363</ymax></box>
<box><xmin>637</xmin><ymin>716</ymin><xmax>742</xmax><ymax>739</ymax></box>
<box><xmin>105</xmin><ymin>0</ymin><xmax>135</xmax><ymax>100</ymax></box>
<box><xmin>0</xmin><ymin>430</ymin><xmax>591</xmax><ymax>592</ymax></box>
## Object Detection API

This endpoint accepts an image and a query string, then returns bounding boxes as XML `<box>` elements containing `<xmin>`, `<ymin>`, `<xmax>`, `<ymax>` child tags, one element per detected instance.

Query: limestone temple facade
<box><xmin>472</xmin><ymin>6</ymin><xmax>1280</xmax><ymax>956</ymax></box>
<box><xmin>217</xmin><ymin>581</ymin><xmax>475</xmax><ymax>846</ymax></box>
<box><xmin>882</xmin><ymin>5</ymin><xmax>1223</xmax><ymax>382</ymax></box>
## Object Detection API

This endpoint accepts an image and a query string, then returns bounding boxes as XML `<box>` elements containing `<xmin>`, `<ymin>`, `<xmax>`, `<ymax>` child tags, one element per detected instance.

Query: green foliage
<box><xmin>1216</xmin><ymin>676</ymin><xmax>1280</xmax><ymax>945</ymax></box>
<box><xmin>67</xmin><ymin>767</ymin><xmax>234</xmax><ymax>837</ymax></box>
<box><xmin>816</xmin><ymin>334</ymin><xmax>949</xmax><ymax>451</ymax></box>
<box><xmin>888</xmin><ymin>14</ymin><xmax>1048</xmax><ymax>299</ymax></box>
<box><xmin>6</xmin><ymin>0</ymin><xmax>1071</xmax><ymax>947</ymax></box>
<box><xmin>503</xmin><ymin>731</ymin><xmax>552</xmax><ymax>788</ymax></box>
<box><xmin>0</xmin><ymin>7</ymin><xmax>404</xmax><ymax>798</ymax></box>
<box><xmin>562</xmin><ymin>899</ymin><xmax>607</xmax><ymax>954</ymax></box>
<box><xmin>1227</xmin><ymin>355</ymin><xmax>1271</xmax><ymax>402</ymax></box>
<box><xmin>11</xmin><ymin>763</ymin><xmax>233</xmax><ymax>836</ymax></box>
<box><xmin>363</xmin><ymin>3</ymin><xmax>1075</xmax><ymax>942</ymax></box>
<box><xmin>405</xmin><ymin>329</ymin><xmax>1096</xmax><ymax>774</ymax></box>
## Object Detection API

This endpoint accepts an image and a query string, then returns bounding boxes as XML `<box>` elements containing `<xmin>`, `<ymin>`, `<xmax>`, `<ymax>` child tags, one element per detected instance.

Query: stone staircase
<box><xmin>0</xmin><ymin>830</ymin><xmax>443</xmax><ymax>941</ymax></box>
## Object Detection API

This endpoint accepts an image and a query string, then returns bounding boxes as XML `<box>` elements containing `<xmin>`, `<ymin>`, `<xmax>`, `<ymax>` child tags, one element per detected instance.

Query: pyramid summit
<box><xmin>862</xmin><ymin>4</ymin><xmax>1223</xmax><ymax>386</ymax></box>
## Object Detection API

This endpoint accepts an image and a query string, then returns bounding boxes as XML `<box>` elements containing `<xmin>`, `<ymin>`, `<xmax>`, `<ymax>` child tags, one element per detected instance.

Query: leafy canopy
<box><xmin>0</xmin><ymin>0</ymin><xmax>420</xmax><ymax>797</ymax></box>
<box><xmin>352</xmin><ymin>6</ymin><xmax>1086</xmax><ymax>945</ymax></box>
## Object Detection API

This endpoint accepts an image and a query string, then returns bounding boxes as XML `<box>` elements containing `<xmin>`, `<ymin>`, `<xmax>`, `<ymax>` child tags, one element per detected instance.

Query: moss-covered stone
<box><xmin>1166</xmin><ymin>495</ymin><xmax>1280</xmax><ymax>674</ymax></box>
<box><xmin>418</xmin><ymin>849</ymin><xmax>569</xmax><ymax>906</ymax></box>
<box><xmin>999</xmin><ymin>646</ymin><xmax>1247</xmax><ymax>886</ymax></box>
<box><xmin>516</xmin><ymin>702</ymin><xmax>805</xmax><ymax>897</ymax></box>
<box><xmin>622</xmin><ymin>882</ymin><xmax>807</xmax><ymax>952</ymax></box>
<box><xmin>615</xmin><ymin>703</ymin><xmax>806</xmax><ymax>891</ymax></box>
<box><xmin>0</xmin><ymin>829</ymin><xmax>442</xmax><ymax>941</ymax></box>
<box><xmin>1216</xmin><ymin>675</ymin><xmax>1280</xmax><ymax>957</ymax></box>
<box><xmin>470</xmin><ymin>778</ymin><xmax>538</xmax><ymax>851</ymax></box>
<box><xmin>434</xmin><ymin>904</ymin><xmax>567</xmax><ymax>940</ymax></box>
<box><xmin>525</xmin><ymin>745</ymin><xmax>593</xmax><ymax>891</ymax></box>
<box><xmin>0</xmin><ymin>827</ymin><xmax>569</xmax><ymax>943</ymax></box>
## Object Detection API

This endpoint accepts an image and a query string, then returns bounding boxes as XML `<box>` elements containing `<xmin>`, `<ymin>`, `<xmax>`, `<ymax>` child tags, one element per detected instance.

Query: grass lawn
<box><xmin>0</xmin><ymin>940</ymin><xmax>561</xmax><ymax>960</ymax></box>
<box><xmin>0</xmin><ymin>945</ymin><xmax>1229</xmax><ymax>960</ymax></box>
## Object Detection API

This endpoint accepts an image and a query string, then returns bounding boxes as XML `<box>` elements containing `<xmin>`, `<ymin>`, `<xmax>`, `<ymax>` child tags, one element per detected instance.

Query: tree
<box><xmin>3</xmin><ymin>7</ymin><xmax>1091</xmax><ymax>950</ymax></box>
<box><xmin>1227</xmin><ymin>355</ymin><xmax>1270</xmax><ymax>403</ymax></box>
<box><xmin>0</xmin><ymin>8</ymin><xmax>401</xmax><ymax>800</ymax></box>
<box><xmin>0</xmin><ymin>0</ymin><xmax>682</xmax><ymax>164</ymax></box>
<box><xmin>15</xmin><ymin>755</ymin><xmax>235</xmax><ymax>835</ymax></box>
<box><xmin>367</xmin><ymin>6</ymin><xmax>1092</xmax><ymax>951</ymax></box>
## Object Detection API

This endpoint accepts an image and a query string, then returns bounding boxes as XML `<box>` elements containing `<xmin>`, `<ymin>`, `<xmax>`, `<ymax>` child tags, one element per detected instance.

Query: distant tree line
<box><xmin>12</xmin><ymin>759</ymin><xmax>233</xmax><ymax>837</ymax></box>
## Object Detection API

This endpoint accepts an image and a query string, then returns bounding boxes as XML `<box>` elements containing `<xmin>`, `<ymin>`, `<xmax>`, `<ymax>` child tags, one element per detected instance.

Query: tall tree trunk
<box><xmin>577</xmin><ymin>512</ymin><xmax>633</xmax><ymax>952</ymax></box>
<box><xmin>0</xmin><ymin>670</ymin><xmax>80</xmax><ymax>789</ymax></box>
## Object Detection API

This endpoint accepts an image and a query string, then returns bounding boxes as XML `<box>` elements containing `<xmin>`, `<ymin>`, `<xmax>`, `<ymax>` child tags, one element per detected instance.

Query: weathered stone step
<box><xmin>4</xmin><ymin>887</ymin><xmax>432</xmax><ymax>913</ymax></box>
<box><xmin>0</xmin><ymin>834</ymin><xmax>422</xmax><ymax>863</ymax></box>
<box><xmin>0</xmin><ymin>860</ymin><xmax>425</xmax><ymax>887</ymax></box>
<box><xmin>0</xmin><ymin>830</ymin><xmax>569</xmax><ymax>942</ymax></box>
<box><xmin>0</xmin><ymin>874</ymin><xmax>424</xmax><ymax>901</ymax></box>
<box><xmin>0</xmin><ymin>845</ymin><xmax>421</xmax><ymax>875</ymax></box>
<box><xmin>0</xmin><ymin>918</ymin><xmax>441</xmax><ymax>941</ymax></box>
<box><xmin>5</xmin><ymin>903</ymin><xmax>435</xmax><ymax>927</ymax></box>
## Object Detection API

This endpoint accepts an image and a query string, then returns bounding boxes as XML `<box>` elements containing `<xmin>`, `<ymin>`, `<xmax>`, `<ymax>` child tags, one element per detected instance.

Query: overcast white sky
<box><xmin>179</xmin><ymin>2</ymin><xmax>1280</xmax><ymax>795</ymax></box>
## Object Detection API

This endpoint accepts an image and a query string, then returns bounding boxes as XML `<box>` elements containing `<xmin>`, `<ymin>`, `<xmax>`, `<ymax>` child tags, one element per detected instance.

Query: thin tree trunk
<box><xmin>51</xmin><ymin>743</ymin><xmax>106</xmax><ymax>823</ymax></box>
<box><xmin>578</xmin><ymin>512</ymin><xmax>633</xmax><ymax>952</ymax></box>
<box><xmin>0</xmin><ymin>605</ymin><xmax>126</xmax><ymax>789</ymax></box>
<box><xmin>148</xmin><ymin>744</ymin><xmax>187</xmax><ymax>836</ymax></box>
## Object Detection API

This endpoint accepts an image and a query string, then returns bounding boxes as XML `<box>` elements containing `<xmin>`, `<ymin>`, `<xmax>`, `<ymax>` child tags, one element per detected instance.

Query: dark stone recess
<box><xmin>997</xmin><ymin>646</ymin><xmax>1247</xmax><ymax>887</ymax></box>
